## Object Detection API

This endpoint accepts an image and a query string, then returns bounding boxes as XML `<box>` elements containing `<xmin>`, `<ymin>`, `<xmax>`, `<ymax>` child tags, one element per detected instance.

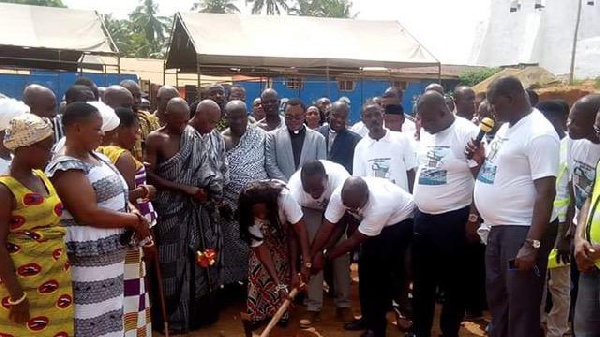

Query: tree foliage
<box><xmin>289</xmin><ymin>0</ymin><xmax>355</xmax><ymax>18</ymax></box>
<box><xmin>458</xmin><ymin>67</ymin><xmax>503</xmax><ymax>87</ymax></box>
<box><xmin>0</xmin><ymin>0</ymin><xmax>65</xmax><ymax>7</ymax></box>
<box><xmin>246</xmin><ymin>0</ymin><xmax>289</xmax><ymax>14</ymax></box>
<box><xmin>192</xmin><ymin>0</ymin><xmax>240</xmax><ymax>13</ymax></box>
<box><xmin>102</xmin><ymin>0</ymin><xmax>171</xmax><ymax>58</ymax></box>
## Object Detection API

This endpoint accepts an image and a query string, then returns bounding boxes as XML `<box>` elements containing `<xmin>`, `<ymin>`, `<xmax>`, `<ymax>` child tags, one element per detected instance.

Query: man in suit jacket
<box><xmin>266</xmin><ymin>98</ymin><xmax>327</xmax><ymax>181</ymax></box>
<box><xmin>319</xmin><ymin>101</ymin><xmax>361</xmax><ymax>174</ymax></box>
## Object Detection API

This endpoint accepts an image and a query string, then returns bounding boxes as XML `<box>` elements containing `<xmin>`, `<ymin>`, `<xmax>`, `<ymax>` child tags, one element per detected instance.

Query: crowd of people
<box><xmin>1</xmin><ymin>74</ymin><xmax>600</xmax><ymax>337</ymax></box>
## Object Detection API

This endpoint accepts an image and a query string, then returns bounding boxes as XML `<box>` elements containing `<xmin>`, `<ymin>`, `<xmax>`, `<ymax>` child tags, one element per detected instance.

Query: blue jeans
<box><xmin>574</xmin><ymin>268</ymin><xmax>600</xmax><ymax>336</ymax></box>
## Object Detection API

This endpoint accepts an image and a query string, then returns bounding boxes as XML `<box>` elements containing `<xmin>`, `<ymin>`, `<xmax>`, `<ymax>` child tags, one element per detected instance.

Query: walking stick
<box><xmin>152</xmin><ymin>252</ymin><xmax>170</xmax><ymax>337</ymax></box>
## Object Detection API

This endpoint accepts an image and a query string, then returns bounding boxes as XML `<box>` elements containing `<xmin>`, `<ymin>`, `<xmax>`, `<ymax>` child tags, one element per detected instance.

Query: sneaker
<box><xmin>299</xmin><ymin>311</ymin><xmax>321</xmax><ymax>329</ymax></box>
<box><xmin>336</xmin><ymin>307</ymin><xmax>354</xmax><ymax>322</ymax></box>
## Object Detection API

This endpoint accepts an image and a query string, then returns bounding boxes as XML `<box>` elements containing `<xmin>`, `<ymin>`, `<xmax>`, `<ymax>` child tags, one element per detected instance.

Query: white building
<box><xmin>470</xmin><ymin>0</ymin><xmax>600</xmax><ymax>78</ymax></box>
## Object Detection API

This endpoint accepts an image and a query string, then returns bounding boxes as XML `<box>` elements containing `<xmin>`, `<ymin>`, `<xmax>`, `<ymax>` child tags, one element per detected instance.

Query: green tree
<box><xmin>289</xmin><ymin>0</ymin><xmax>355</xmax><ymax>18</ymax></box>
<box><xmin>246</xmin><ymin>0</ymin><xmax>289</xmax><ymax>14</ymax></box>
<box><xmin>130</xmin><ymin>0</ymin><xmax>169</xmax><ymax>45</ymax></box>
<box><xmin>458</xmin><ymin>67</ymin><xmax>503</xmax><ymax>87</ymax></box>
<box><xmin>0</xmin><ymin>0</ymin><xmax>65</xmax><ymax>7</ymax></box>
<box><xmin>192</xmin><ymin>0</ymin><xmax>240</xmax><ymax>13</ymax></box>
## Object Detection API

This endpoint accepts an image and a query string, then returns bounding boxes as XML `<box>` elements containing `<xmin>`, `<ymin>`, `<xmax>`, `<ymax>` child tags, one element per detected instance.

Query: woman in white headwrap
<box><xmin>0</xmin><ymin>98</ymin><xmax>29</xmax><ymax>174</ymax></box>
<box><xmin>0</xmin><ymin>114</ymin><xmax>75</xmax><ymax>336</ymax></box>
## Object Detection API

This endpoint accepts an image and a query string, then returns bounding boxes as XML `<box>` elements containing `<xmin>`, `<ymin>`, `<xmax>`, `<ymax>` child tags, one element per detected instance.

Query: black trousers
<box><xmin>359</xmin><ymin>218</ymin><xmax>414</xmax><ymax>337</ymax></box>
<box><xmin>412</xmin><ymin>206</ymin><xmax>469</xmax><ymax>337</ymax></box>
<box><xmin>464</xmin><ymin>240</ymin><xmax>487</xmax><ymax>315</ymax></box>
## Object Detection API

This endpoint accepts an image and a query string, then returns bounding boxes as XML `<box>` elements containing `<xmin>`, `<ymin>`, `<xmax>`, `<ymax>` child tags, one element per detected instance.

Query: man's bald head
<box><xmin>341</xmin><ymin>177</ymin><xmax>369</xmax><ymax>209</ymax></box>
<box><xmin>381</xmin><ymin>87</ymin><xmax>402</xmax><ymax>109</ymax></box>
<box><xmin>260</xmin><ymin>88</ymin><xmax>280</xmax><ymax>116</ymax></box>
<box><xmin>226</xmin><ymin>100</ymin><xmax>249</xmax><ymax>135</ymax></box>
<box><xmin>487</xmin><ymin>76</ymin><xmax>529</xmax><ymax>123</ymax></box>
<box><xmin>192</xmin><ymin>99</ymin><xmax>222</xmax><ymax>134</ymax></box>
<box><xmin>225</xmin><ymin>100</ymin><xmax>247</xmax><ymax>116</ymax></box>
<box><xmin>454</xmin><ymin>86</ymin><xmax>476</xmax><ymax>119</ymax></box>
<box><xmin>103</xmin><ymin>86</ymin><xmax>134</xmax><ymax>110</ymax></box>
<box><xmin>229</xmin><ymin>86</ymin><xmax>246</xmax><ymax>102</ymax></box>
<box><xmin>120</xmin><ymin>80</ymin><xmax>142</xmax><ymax>109</ymax></box>
<box><xmin>417</xmin><ymin>91</ymin><xmax>454</xmax><ymax>134</ymax></box>
<box><xmin>23</xmin><ymin>85</ymin><xmax>57</xmax><ymax>118</ymax></box>
<box><xmin>568</xmin><ymin>94</ymin><xmax>600</xmax><ymax>141</ymax></box>
<box><xmin>164</xmin><ymin>98</ymin><xmax>190</xmax><ymax>123</ymax></box>
<box><xmin>331</xmin><ymin>101</ymin><xmax>349</xmax><ymax>115</ymax></box>
<box><xmin>425</xmin><ymin>83</ymin><xmax>444</xmax><ymax>95</ymax></box>
<box><xmin>157</xmin><ymin>86</ymin><xmax>180</xmax><ymax>112</ymax></box>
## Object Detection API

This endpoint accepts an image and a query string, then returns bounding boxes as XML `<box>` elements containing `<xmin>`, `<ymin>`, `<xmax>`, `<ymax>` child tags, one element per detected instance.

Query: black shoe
<box><xmin>344</xmin><ymin>318</ymin><xmax>366</xmax><ymax>331</ymax></box>
<box><xmin>360</xmin><ymin>330</ymin><xmax>377</xmax><ymax>337</ymax></box>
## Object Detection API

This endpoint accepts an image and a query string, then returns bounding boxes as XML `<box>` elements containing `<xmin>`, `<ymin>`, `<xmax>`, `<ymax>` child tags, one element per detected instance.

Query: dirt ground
<box><xmin>154</xmin><ymin>265</ymin><xmax>489</xmax><ymax>337</ymax></box>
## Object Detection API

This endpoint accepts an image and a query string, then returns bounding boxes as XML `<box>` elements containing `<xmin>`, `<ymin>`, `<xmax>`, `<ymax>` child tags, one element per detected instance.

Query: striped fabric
<box><xmin>46</xmin><ymin>152</ymin><xmax>129</xmax><ymax>337</ymax></box>
<box><xmin>152</xmin><ymin>125</ymin><xmax>223</xmax><ymax>333</ymax></box>
<box><xmin>51</xmin><ymin>115</ymin><xmax>64</xmax><ymax>145</ymax></box>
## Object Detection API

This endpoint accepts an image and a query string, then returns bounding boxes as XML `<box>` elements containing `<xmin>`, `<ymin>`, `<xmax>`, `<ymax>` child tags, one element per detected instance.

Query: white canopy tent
<box><xmin>165</xmin><ymin>13</ymin><xmax>440</xmax><ymax>79</ymax></box>
<box><xmin>0</xmin><ymin>3</ymin><xmax>119</xmax><ymax>71</ymax></box>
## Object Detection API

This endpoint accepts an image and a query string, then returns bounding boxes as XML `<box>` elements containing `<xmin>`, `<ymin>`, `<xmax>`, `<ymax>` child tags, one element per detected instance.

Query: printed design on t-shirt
<box><xmin>315</xmin><ymin>197</ymin><xmax>330</xmax><ymax>210</ymax></box>
<box><xmin>368</xmin><ymin>158</ymin><xmax>394</xmax><ymax>183</ymax></box>
<box><xmin>573</xmin><ymin>160</ymin><xmax>596</xmax><ymax>209</ymax></box>
<box><xmin>418</xmin><ymin>146</ymin><xmax>449</xmax><ymax>186</ymax></box>
<box><xmin>477</xmin><ymin>136</ymin><xmax>507</xmax><ymax>185</ymax></box>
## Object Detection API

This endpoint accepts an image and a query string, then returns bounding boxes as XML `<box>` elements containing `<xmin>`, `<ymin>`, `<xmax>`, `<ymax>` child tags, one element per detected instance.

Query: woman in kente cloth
<box><xmin>0</xmin><ymin>114</ymin><xmax>74</xmax><ymax>336</ymax></box>
<box><xmin>238</xmin><ymin>179</ymin><xmax>312</xmax><ymax>330</ymax></box>
<box><xmin>97</xmin><ymin>107</ymin><xmax>158</xmax><ymax>337</ymax></box>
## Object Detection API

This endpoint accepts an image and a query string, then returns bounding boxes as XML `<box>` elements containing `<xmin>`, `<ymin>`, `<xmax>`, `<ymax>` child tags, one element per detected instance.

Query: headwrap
<box><xmin>0</xmin><ymin>98</ymin><xmax>30</xmax><ymax>132</ymax></box>
<box><xmin>87</xmin><ymin>101</ymin><xmax>120</xmax><ymax>132</ymax></box>
<box><xmin>3</xmin><ymin>114</ymin><xmax>53</xmax><ymax>150</ymax></box>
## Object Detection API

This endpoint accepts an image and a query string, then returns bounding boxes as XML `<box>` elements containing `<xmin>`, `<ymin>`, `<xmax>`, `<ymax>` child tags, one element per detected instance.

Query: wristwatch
<box><xmin>304</xmin><ymin>262</ymin><xmax>312</xmax><ymax>268</ymax></box>
<box><xmin>525</xmin><ymin>239</ymin><xmax>541</xmax><ymax>249</ymax></box>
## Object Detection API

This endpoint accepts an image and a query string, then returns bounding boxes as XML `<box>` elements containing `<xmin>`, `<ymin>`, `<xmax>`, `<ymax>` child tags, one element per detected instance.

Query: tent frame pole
<box><xmin>197</xmin><ymin>54</ymin><xmax>201</xmax><ymax>91</ymax></box>
<box><xmin>162</xmin><ymin>60</ymin><xmax>166</xmax><ymax>86</ymax></box>
<box><xmin>438</xmin><ymin>63</ymin><xmax>442</xmax><ymax>84</ymax></box>
<box><xmin>326</xmin><ymin>65</ymin><xmax>331</xmax><ymax>98</ymax></box>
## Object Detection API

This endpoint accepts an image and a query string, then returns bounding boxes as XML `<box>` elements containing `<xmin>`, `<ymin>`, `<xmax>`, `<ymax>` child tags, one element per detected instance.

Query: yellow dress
<box><xmin>0</xmin><ymin>170</ymin><xmax>73</xmax><ymax>336</ymax></box>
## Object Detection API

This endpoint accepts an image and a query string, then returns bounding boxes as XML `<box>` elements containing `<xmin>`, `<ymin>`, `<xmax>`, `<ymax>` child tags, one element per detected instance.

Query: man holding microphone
<box><xmin>466</xmin><ymin>76</ymin><xmax>559</xmax><ymax>337</ymax></box>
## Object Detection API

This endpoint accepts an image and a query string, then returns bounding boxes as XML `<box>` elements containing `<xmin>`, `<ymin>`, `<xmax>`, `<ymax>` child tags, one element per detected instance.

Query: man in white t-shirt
<box><xmin>411</xmin><ymin>91</ymin><xmax>480</xmax><ymax>337</ymax></box>
<box><xmin>353</xmin><ymin>102</ymin><xmax>417</xmax><ymax>192</ymax></box>
<box><xmin>287</xmin><ymin>160</ymin><xmax>352</xmax><ymax>326</ymax></box>
<box><xmin>467</xmin><ymin>76</ymin><xmax>560</xmax><ymax>337</ymax></box>
<box><xmin>552</xmin><ymin>95</ymin><xmax>600</xmax><ymax>336</ymax></box>
<box><xmin>311</xmin><ymin>176</ymin><xmax>415</xmax><ymax>337</ymax></box>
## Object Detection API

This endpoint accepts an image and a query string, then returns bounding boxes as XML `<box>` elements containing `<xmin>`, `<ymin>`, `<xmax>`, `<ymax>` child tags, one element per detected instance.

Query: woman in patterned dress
<box><xmin>97</xmin><ymin>107</ymin><xmax>157</xmax><ymax>337</ymax></box>
<box><xmin>238</xmin><ymin>180</ymin><xmax>312</xmax><ymax>327</ymax></box>
<box><xmin>221</xmin><ymin>103</ymin><xmax>269</xmax><ymax>285</ymax></box>
<box><xmin>0</xmin><ymin>114</ymin><xmax>74</xmax><ymax>336</ymax></box>
<box><xmin>46</xmin><ymin>102</ymin><xmax>150</xmax><ymax>337</ymax></box>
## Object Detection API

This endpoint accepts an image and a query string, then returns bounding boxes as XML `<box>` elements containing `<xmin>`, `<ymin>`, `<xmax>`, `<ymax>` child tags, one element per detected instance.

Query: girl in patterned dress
<box><xmin>0</xmin><ymin>114</ymin><xmax>74</xmax><ymax>336</ymax></box>
<box><xmin>97</xmin><ymin>107</ymin><xmax>157</xmax><ymax>337</ymax></box>
<box><xmin>46</xmin><ymin>102</ymin><xmax>151</xmax><ymax>337</ymax></box>
<box><xmin>238</xmin><ymin>180</ymin><xmax>312</xmax><ymax>327</ymax></box>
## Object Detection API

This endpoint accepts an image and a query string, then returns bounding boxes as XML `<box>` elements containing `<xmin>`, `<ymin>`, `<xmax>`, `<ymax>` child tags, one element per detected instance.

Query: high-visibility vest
<box><xmin>585</xmin><ymin>160</ymin><xmax>600</xmax><ymax>268</ymax></box>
